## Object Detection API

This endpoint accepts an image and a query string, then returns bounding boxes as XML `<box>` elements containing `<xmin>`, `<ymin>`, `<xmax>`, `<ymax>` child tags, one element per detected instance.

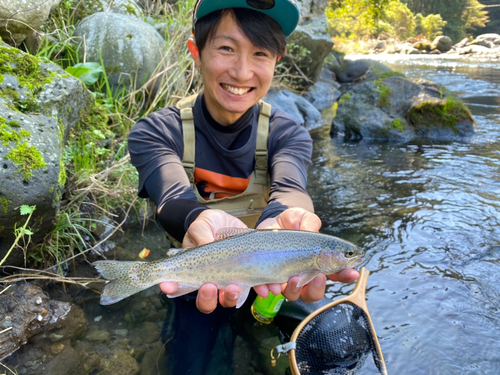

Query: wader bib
<box><xmin>169</xmin><ymin>95</ymin><xmax>271</xmax><ymax>247</ymax></box>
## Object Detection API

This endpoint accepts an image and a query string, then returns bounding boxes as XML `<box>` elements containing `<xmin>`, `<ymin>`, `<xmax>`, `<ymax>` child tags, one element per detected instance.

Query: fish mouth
<box><xmin>350</xmin><ymin>256</ymin><xmax>366</xmax><ymax>268</ymax></box>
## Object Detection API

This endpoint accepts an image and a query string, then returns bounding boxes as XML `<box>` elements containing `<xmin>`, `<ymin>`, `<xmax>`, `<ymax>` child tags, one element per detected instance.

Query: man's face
<box><xmin>190</xmin><ymin>12</ymin><xmax>277</xmax><ymax>126</ymax></box>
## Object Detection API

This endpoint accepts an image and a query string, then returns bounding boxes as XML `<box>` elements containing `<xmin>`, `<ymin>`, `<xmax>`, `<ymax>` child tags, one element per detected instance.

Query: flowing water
<box><xmin>311</xmin><ymin>55</ymin><xmax>500</xmax><ymax>374</ymax></box>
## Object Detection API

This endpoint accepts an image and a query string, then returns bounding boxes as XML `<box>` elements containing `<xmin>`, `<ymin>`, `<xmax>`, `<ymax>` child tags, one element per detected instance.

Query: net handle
<box><xmin>288</xmin><ymin>267</ymin><xmax>388</xmax><ymax>375</ymax></box>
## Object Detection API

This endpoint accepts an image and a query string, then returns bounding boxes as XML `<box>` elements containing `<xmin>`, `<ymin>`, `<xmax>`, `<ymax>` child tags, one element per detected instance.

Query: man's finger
<box><xmin>300</xmin><ymin>274</ymin><xmax>327</xmax><ymax>303</ymax></box>
<box><xmin>196</xmin><ymin>283</ymin><xmax>218</xmax><ymax>313</ymax></box>
<box><xmin>327</xmin><ymin>268</ymin><xmax>359</xmax><ymax>283</ymax></box>
<box><xmin>219</xmin><ymin>284</ymin><xmax>242</xmax><ymax>308</ymax></box>
<box><xmin>159</xmin><ymin>281</ymin><xmax>178</xmax><ymax>295</ymax></box>
<box><xmin>282</xmin><ymin>276</ymin><xmax>302</xmax><ymax>301</ymax></box>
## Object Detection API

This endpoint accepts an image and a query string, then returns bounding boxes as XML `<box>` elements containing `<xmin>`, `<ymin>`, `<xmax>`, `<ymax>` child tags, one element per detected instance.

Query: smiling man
<box><xmin>128</xmin><ymin>0</ymin><xmax>359</xmax><ymax>373</ymax></box>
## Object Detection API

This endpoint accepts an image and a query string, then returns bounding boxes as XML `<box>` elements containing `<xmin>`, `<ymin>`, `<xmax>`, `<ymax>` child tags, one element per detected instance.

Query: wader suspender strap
<box><xmin>179</xmin><ymin>98</ymin><xmax>271</xmax><ymax>188</ymax></box>
<box><xmin>180</xmin><ymin>107</ymin><xmax>195</xmax><ymax>184</ymax></box>
<box><xmin>255</xmin><ymin>100</ymin><xmax>271</xmax><ymax>185</ymax></box>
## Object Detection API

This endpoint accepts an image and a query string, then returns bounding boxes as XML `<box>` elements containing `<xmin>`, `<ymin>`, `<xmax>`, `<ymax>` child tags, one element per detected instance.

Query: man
<box><xmin>128</xmin><ymin>0</ymin><xmax>359</xmax><ymax>373</ymax></box>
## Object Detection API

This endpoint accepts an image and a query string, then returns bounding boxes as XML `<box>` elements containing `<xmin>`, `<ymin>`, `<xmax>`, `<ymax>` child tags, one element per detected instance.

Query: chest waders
<box><xmin>168</xmin><ymin>95</ymin><xmax>271</xmax><ymax>248</ymax></box>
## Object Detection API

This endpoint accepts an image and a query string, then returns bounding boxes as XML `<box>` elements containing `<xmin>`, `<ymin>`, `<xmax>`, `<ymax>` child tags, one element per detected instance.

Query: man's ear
<box><xmin>188</xmin><ymin>37</ymin><xmax>201</xmax><ymax>66</ymax></box>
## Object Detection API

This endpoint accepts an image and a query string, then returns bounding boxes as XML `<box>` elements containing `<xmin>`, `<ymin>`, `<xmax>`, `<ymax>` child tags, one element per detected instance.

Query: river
<box><xmin>311</xmin><ymin>54</ymin><xmax>500</xmax><ymax>374</ymax></box>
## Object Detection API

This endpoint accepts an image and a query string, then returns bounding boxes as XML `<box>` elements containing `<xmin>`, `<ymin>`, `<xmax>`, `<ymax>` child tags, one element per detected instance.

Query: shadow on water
<box><xmin>312</xmin><ymin>56</ymin><xmax>500</xmax><ymax>374</ymax></box>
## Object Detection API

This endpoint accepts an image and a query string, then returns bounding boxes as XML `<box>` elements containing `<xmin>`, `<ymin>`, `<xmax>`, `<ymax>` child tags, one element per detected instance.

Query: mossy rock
<box><xmin>332</xmin><ymin>74</ymin><xmax>476</xmax><ymax>142</ymax></box>
<box><xmin>0</xmin><ymin>41</ymin><xmax>108</xmax><ymax>266</ymax></box>
<box><xmin>407</xmin><ymin>98</ymin><xmax>476</xmax><ymax>138</ymax></box>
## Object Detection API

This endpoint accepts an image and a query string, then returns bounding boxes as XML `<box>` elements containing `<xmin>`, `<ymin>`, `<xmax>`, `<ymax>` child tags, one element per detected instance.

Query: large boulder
<box><xmin>431</xmin><ymin>36</ymin><xmax>453</xmax><ymax>53</ymax></box>
<box><xmin>0</xmin><ymin>41</ymin><xmax>106</xmax><ymax>266</ymax></box>
<box><xmin>296</xmin><ymin>0</ymin><xmax>329</xmax><ymax>18</ymax></box>
<box><xmin>288</xmin><ymin>18</ymin><xmax>334</xmax><ymax>86</ymax></box>
<box><xmin>0</xmin><ymin>0</ymin><xmax>61</xmax><ymax>46</ymax></box>
<box><xmin>69</xmin><ymin>0</ymin><xmax>144</xmax><ymax>21</ymax></box>
<box><xmin>72</xmin><ymin>12</ymin><xmax>166</xmax><ymax>95</ymax></box>
<box><xmin>280</xmin><ymin>0</ymin><xmax>333</xmax><ymax>88</ymax></box>
<box><xmin>264</xmin><ymin>89</ymin><xmax>323</xmax><ymax>131</ymax></box>
<box><xmin>332</xmin><ymin>72</ymin><xmax>476</xmax><ymax>142</ymax></box>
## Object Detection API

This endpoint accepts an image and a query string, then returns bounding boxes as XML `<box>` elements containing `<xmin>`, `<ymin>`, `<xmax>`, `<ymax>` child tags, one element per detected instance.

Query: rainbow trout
<box><xmin>93</xmin><ymin>228</ymin><xmax>365</xmax><ymax>307</ymax></box>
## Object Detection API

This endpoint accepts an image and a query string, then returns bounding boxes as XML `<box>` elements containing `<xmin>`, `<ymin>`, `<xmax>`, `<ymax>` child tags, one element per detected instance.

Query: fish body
<box><xmin>93</xmin><ymin>229</ymin><xmax>365</xmax><ymax>307</ymax></box>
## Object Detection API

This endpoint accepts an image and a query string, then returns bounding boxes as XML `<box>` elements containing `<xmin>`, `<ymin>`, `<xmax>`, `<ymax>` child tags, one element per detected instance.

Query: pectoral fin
<box><xmin>297</xmin><ymin>270</ymin><xmax>321</xmax><ymax>288</ymax></box>
<box><xmin>236</xmin><ymin>287</ymin><xmax>251</xmax><ymax>309</ymax></box>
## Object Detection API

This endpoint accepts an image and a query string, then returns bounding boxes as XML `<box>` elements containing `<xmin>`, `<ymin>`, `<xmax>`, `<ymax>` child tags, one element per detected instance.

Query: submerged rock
<box><xmin>0</xmin><ymin>283</ymin><xmax>75</xmax><ymax>359</ymax></box>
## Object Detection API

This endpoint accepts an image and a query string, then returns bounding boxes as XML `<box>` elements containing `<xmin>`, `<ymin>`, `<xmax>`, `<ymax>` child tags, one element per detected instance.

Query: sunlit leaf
<box><xmin>65</xmin><ymin>62</ymin><xmax>104</xmax><ymax>86</ymax></box>
<box><xmin>20</xmin><ymin>205</ymin><xmax>35</xmax><ymax>215</ymax></box>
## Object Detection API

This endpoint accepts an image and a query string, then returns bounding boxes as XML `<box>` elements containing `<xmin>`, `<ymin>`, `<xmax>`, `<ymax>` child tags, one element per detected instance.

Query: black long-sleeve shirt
<box><xmin>128</xmin><ymin>93</ymin><xmax>314</xmax><ymax>242</ymax></box>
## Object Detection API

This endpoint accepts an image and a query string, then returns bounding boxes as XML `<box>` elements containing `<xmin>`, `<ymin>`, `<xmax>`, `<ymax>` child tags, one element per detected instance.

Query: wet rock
<box><xmin>264</xmin><ymin>89</ymin><xmax>323</xmax><ymax>131</ymax></box>
<box><xmin>49</xmin><ymin>333</ymin><xmax>64</xmax><ymax>342</ymax></box>
<box><xmin>139</xmin><ymin>342</ymin><xmax>166</xmax><ymax>375</ymax></box>
<box><xmin>98</xmin><ymin>349</ymin><xmax>140</xmax><ymax>375</ymax></box>
<box><xmin>0</xmin><ymin>283</ymin><xmax>71</xmax><ymax>359</ymax></box>
<box><xmin>133</xmin><ymin>322</ymin><xmax>161</xmax><ymax>344</ymax></box>
<box><xmin>50</xmin><ymin>342</ymin><xmax>65</xmax><ymax>355</ymax></box>
<box><xmin>304</xmin><ymin>81</ymin><xmax>341</xmax><ymax>111</ymax></box>
<box><xmin>86</xmin><ymin>329</ymin><xmax>111</xmax><ymax>344</ymax></box>
<box><xmin>45</xmin><ymin>346</ymin><xmax>85</xmax><ymax>375</ymax></box>
<box><xmin>303</xmin><ymin>81</ymin><xmax>341</xmax><ymax>130</ymax></box>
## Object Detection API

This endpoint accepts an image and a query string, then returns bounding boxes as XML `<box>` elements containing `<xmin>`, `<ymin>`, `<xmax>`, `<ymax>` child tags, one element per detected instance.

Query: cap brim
<box><xmin>196</xmin><ymin>0</ymin><xmax>300</xmax><ymax>37</ymax></box>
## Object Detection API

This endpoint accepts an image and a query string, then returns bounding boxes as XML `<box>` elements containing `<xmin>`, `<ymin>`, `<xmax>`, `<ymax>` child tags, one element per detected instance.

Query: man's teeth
<box><xmin>223</xmin><ymin>85</ymin><xmax>251</xmax><ymax>95</ymax></box>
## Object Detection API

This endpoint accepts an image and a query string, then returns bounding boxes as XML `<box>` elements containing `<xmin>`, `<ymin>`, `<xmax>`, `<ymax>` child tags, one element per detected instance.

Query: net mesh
<box><xmin>294</xmin><ymin>302</ymin><xmax>384</xmax><ymax>374</ymax></box>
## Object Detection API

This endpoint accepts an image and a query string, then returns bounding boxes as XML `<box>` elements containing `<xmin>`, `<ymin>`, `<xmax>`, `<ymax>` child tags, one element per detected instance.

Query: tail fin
<box><xmin>93</xmin><ymin>260</ymin><xmax>157</xmax><ymax>305</ymax></box>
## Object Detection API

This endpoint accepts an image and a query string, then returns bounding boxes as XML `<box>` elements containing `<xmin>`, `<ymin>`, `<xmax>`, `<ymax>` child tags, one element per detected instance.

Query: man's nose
<box><xmin>230</xmin><ymin>55</ymin><xmax>254</xmax><ymax>81</ymax></box>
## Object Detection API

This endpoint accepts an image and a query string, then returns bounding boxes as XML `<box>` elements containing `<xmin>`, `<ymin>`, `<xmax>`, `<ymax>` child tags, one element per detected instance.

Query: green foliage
<box><xmin>274</xmin><ymin>42</ymin><xmax>313</xmax><ymax>89</ymax></box>
<box><xmin>385</xmin><ymin>118</ymin><xmax>406</xmax><ymax>132</ymax></box>
<box><xmin>462</xmin><ymin>0</ymin><xmax>489</xmax><ymax>33</ymax></box>
<box><xmin>382</xmin><ymin>1</ymin><xmax>416</xmax><ymax>39</ymax></box>
<box><xmin>402</xmin><ymin>0</ymin><xmax>488</xmax><ymax>41</ymax></box>
<box><xmin>374</xmin><ymin>81</ymin><xmax>392</xmax><ymax>108</ymax></box>
<box><xmin>415</xmin><ymin>13</ymin><xmax>447</xmax><ymax>40</ymax></box>
<box><xmin>65</xmin><ymin>62</ymin><xmax>103</xmax><ymax>86</ymax></box>
<box><xmin>0</xmin><ymin>205</ymin><xmax>36</xmax><ymax>267</ymax></box>
<box><xmin>327</xmin><ymin>0</ymin><xmax>484</xmax><ymax>47</ymax></box>
<box><xmin>30</xmin><ymin>209</ymin><xmax>96</xmax><ymax>272</ymax></box>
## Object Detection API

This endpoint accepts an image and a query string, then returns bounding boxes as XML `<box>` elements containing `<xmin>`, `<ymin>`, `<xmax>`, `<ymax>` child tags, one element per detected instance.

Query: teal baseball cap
<box><xmin>193</xmin><ymin>0</ymin><xmax>300</xmax><ymax>37</ymax></box>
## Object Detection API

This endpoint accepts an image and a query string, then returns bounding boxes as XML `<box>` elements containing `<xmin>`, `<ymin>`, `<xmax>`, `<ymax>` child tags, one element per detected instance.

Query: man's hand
<box><xmin>256</xmin><ymin>207</ymin><xmax>360</xmax><ymax>302</ymax></box>
<box><xmin>159</xmin><ymin>209</ymin><xmax>247</xmax><ymax>314</ymax></box>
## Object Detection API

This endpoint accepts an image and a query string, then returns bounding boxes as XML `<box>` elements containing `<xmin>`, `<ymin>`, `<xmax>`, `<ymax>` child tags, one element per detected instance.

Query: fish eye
<box><xmin>345</xmin><ymin>249</ymin><xmax>356</xmax><ymax>258</ymax></box>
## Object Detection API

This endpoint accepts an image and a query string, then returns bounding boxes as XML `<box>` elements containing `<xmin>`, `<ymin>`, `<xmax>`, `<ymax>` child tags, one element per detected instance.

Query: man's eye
<box><xmin>220</xmin><ymin>46</ymin><xmax>233</xmax><ymax>52</ymax></box>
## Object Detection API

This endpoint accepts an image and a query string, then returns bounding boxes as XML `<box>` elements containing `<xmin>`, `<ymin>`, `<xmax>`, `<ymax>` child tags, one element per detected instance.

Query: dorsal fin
<box><xmin>215</xmin><ymin>228</ymin><xmax>254</xmax><ymax>241</ymax></box>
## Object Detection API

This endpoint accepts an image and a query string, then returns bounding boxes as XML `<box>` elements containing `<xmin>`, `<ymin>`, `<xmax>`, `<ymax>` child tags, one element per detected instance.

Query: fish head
<box><xmin>315</xmin><ymin>240</ymin><xmax>365</xmax><ymax>274</ymax></box>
